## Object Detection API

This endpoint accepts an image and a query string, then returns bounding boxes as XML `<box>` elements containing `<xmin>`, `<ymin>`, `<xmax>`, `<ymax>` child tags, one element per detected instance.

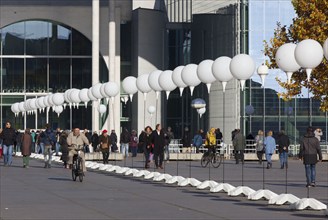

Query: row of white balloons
<box><xmin>11</xmin><ymin>81</ymin><xmax>120</xmax><ymax>117</ymax></box>
<box><xmin>122</xmin><ymin>54</ymin><xmax>257</xmax><ymax>104</ymax></box>
<box><xmin>276</xmin><ymin>38</ymin><xmax>328</xmax><ymax>84</ymax></box>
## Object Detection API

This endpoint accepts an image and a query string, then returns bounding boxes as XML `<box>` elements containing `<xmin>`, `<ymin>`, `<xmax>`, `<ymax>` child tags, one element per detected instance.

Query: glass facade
<box><xmin>245</xmin><ymin>0</ymin><xmax>327</xmax><ymax>144</ymax></box>
<box><xmin>0</xmin><ymin>20</ymin><xmax>108</xmax><ymax>130</ymax></box>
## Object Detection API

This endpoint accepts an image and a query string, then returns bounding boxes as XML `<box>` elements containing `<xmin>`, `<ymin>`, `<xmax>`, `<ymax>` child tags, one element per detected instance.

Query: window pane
<box><xmin>2</xmin><ymin>22</ymin><xmax>25</xmax><ymax>55</ymax></box>
<box><xmin>72</xmin><ymin>29</ymin><xmax>91</xmax><ymax>55</ymax></box>
<box><xmin>2</xmin><ymin>58</ymin><xmax>24</xmax><ymax>91</ymax></box>
<box><xmin>26</xmin><ymin>58</ymin><xmax>47</xmax><ymax>92</ymax></box>
<box><xmin>49</xmin><ymin>58</ymin><xmax>70</xmax><ymax>92</ymax></box>
<box><xmin>72</xmin><ymin>58</ymin><xmax>92</xmax><ymax>88</ymax></box>
<box><xmin>26</xmin><ymin>21</ymin><xmax>49</xmax><ymax>55</ymax></box>
<box><xmin>49</xmin><ymin>23</ymin><xmax>71</xmax><ymax>55</ymax></box>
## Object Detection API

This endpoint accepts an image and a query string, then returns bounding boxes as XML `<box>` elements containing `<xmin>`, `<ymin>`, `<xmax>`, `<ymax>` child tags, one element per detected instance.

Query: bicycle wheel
<box><xmin>201</xmin><ymin>154</ymin><xmax>210</xmax><ymax>168</ymax></box>
<box><xmin>212</xmin><ymin>153</ymin><xmax>223</xmax><ymax>168</ymax></box>
<box><xmin>77</xmin><ymin>158</ymin><xmax>83</xmax><ymax>182</ymax></box>
<box><xmin>72</xmin><ymin>162</ymin><xmax>77</xmax><ymax>181</ymax></box>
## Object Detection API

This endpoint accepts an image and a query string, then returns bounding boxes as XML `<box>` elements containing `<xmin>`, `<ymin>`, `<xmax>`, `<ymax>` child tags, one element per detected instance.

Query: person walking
<box><xmin>129</xmin><ymin>130</ymin><xmax>138</xmax><ymax>157</ymax></box>
<box><xmin>55</xmin><ymin>128</ymin><xmax>62</xmax><ymax>156</ymax></box>
<box><xmin>0</xmin><ymin>121</ymin><xmax>17</xmax><ymax>166</ymax></box>
<box><xmin>140</xmin><ymin>126</ymin><xmax>153</xmax><ymax>169</ymax></box>
<box><xmin>59</xmin><ymin>130</ymin><xmax>69</xmax><ymax>168</ymax></box>
<box><xmin>90</xmin><ymin>131</ymin><xmax>99</xmax><ymax>152</ymax></box>
<box><xmin>40</xmin><ymin>124</ymin><xmax>56</xmax><ymax>168</ymax></box>
<box><xmin>120</xmin><ymin>128</ymin><xmax>130</xmax><ymax>158</ymax></box>
<box><xmin>164</xmin><ymin>126</ymin><xmax>174</xmax><ymax>161</ymax></box>
<box><xmin>193</xmin><ymin>130</ymin><xmax>203</xmax><ymax>153</ymax></box>
<box><xmin>299</xmin><ymin>127</ymin><xmax>322</xmax><ymax>187</ymax></box>
<box><xmin>21</xmin><ymin>128</ymin><xmax>32</xmax><ymax>168</ymax></box>
<box><xmin>152</xmin><ymin>124</ymin><xmax>165</xmax><ymax>169</ymax></box>
<box><xmin>277</xmin><ymin>130</ymin><xmax>290</xmax><ymax>169</ymax></box>
<box><xmin>232</xmin><ymin>129</ymin><xmax>245</xmax><ymax>164</ymax></box>
<box><xmin>264</xmin><ymin>130</ymin><xmax>276</xmax><ymax>169</ymax></box>
<box><xmin>110</xmin><ymin>130</ymin><xmax>118</xmax><ymax>152</ymax></box>
<box><xmin>255</xmin><ymin>130</ymin><xmax>265</xmax><ymax>164</ymax></box>
<box><xmin>181</xmin><ymin>127</ymin><xmax>191</xmax><ymax>153</ymax></box>
<box><xmin>99</xmin><ymin>129</ymin><xmax>111</xmax><ymax>164</ymax></box>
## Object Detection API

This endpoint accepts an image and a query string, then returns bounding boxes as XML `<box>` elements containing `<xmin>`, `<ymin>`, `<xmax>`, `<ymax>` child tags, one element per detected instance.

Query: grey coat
<box><xmin>299</xmin><ymin>133</ymin><xmax>322</xmax><ymax>165</ymax></box>
<box><xmin>233</xmin><ymin>132</ymin><xmax>245</xmax><ymax>151</ymax></box>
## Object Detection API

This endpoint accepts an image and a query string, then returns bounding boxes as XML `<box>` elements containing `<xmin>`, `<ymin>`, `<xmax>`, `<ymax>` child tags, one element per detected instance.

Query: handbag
<box><xmin>101</xmin><ymin>143</ymin><xmax>109</xmax><ymax>149</ymax></box>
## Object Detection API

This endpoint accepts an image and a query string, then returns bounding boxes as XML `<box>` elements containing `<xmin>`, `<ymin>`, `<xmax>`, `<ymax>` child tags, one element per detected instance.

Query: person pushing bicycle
<box><xmin>205</xmin><ymin>128</ymin><xmax>217</xmax><ymax>155</ymax></box>
<box><xmin>67</xmin><ymin>128</ymin><xmax>90</xmax><ymax>173</ymax></box>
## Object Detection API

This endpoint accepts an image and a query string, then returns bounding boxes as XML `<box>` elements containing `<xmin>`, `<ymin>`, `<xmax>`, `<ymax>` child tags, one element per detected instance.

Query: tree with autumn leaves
<box><xmin>264</xmin><ymin>0</ymin><xmax>328</xmax><ymax>111</ymax></box>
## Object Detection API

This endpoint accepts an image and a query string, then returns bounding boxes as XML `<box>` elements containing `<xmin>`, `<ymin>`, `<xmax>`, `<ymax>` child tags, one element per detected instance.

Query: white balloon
<box><xmin>100</xmin><ymin>83</ymin><xmax>109</xmax><ymax>98</ymax></box>
<box><xmin>52</xmin><ymin>93</ymin><xmax>65</xmax><ymax>106</ymax></box>
<box><xmin>181</xmin><ymin>64</ymin><xmax>201</xmax><ymax>96</ymax></box>
<box><xmin>148</xmin><ymin>70</ymin><xmax>163</xmax><ymax>93</ymax></box>
<box><xmin>91</xmin><ymin>83</ymin><xmax>104</xmax><ymax>100</ymax></box>
<box><xmin>122</xmin><ymin>76</ymin><xmax>138</xmax><ymax>101</ymax></box>
<box><xmin>159</xmin><ymin>70</ymin><xmax>177</xmax><ymax>99</ymax></box>
<box><xmin>294</xmin><ymin>39</ymin><xmax>324</xmax><ymax>81</ymax></box>
<box><xmin>30</xmin><ymin>98</ymin><xmax>38</xmax><ymax>110</ymax></box>
<box><xmin>97</xmin><ymin>104</ymin><xmax>107</xmax><ymax>115</ymax></box>
<box><xmin>104</xmin><ymin>81</ymin><xmax>119</xmax><ymax>97</ymax></box>
<box><xmin>47</xmin><ymin>94</ymin><xmax>55</xmax><ymax>107</ymax></box>
<box><xmin>12</xmin><ymin>103</ymin><xmax>20</xmax><ymax>114</ymax></box>
<box><xmin>24</xmin><ymin>99</ymin><xmax>31</xmax><ymax>112</ymax></box>
<box><xmin>197</xmin><ymin>59</ymin><xmax>216</xmax><ymax>93</ymax></box>
<box><xmin>257</xmin><ymin>64</ymin><xmax>269</xmax><ymax>87</ymax></box>
<box><xmin>87</xmin><ymin>87</ymin><xmax>98</xmax><ymax>101</ymax></box>
<box><xmin>18</xmin><ymin>101</ymin><xmax>25</xmax><ymax>112</ymax></box>
<box><xmin>79</xmin><ymin>88</ymin><xmax>90</xmax><ymax>108</ymax></box>
<box><xmin>70</xmin><ymin>89</ymin><xmax>81</xmax><ymax>104</ymax></box>
<box><xmin>197</xmin><ymin>107</ymin><xmax>206</xmax><ymax>118</ymax></box>
<box><xmin>43</xmin><ymin>95</ymin><xmax>51</xmax><ymax>107</ymax></box>
<box><xmin>64</xmin><ymin>89</ymin><xmax>73</xmax><ymax>103</ymax></box>
<box><xmin>172</xmin><ymin>66</ymin><xmax>187</xmax><ymax>96</ymax></box>
<box><xmin>230</xmin><ymin>54</ymin><xmax>256</xmax><ymax>91</ymax></box>
<box><xmin>324</xmin><ymin>38</ymin><xmax>328</xmax><ymax>60</ymax></box>
<box><xmin>212</xmin><ymin>56</ymin><xmax>234</xmax><ymax>92</ymax></box>
<box><xmin>147</xmin><ymin>105</ymin><xmax>156</xmax><ymax>114</ymax></box>
<box><xmin>275</xmin><ymin>43</ymin><xmax>300</xmax><ymax>84</ymax></box>
<box><xmin>136</xmin><ymin>74</ymin><xmax>152</xmax><ymax>98</ymax></box>
<box><xmin>37</xmin><ymin>97</ymin><xmax>46</xmax><ymax>109</ymax></box>
<box><xmin>54</xmin><ymin>105</ymin><xmax>64</xmax><ymax>117</ymax></box>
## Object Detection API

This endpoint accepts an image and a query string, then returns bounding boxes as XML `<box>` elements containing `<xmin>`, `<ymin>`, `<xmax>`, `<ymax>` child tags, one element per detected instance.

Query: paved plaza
<box><xmin>1</xmin><ymin>154</ymin><xmax>328</xmax><ymax>219</ymax></box>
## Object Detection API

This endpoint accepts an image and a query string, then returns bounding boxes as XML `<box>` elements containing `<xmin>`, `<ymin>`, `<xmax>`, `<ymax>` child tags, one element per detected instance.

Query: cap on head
<box><xmin>102</xmin><ymin>129</ymin><xmax>108</xmax><ymax>133</ymax></box>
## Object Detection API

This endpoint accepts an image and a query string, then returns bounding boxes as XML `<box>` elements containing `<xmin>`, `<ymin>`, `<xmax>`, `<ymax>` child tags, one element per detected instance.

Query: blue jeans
<box><xmin>38</xmin><ymin>143</ymin><xmax>45</xmax><ymax>154</ymax></box>
<box><xmin>305</xmin><ymin>164</ymin><xmax>316</xmax><ymax>184</ymax></box>
<box><xmin>121</xmin><ymin>143</ymin><xmax>129</xmax><ymax>158</ymax></box>
<box><xmin>279</xmin><ymin>152</ymin><xmax>288</xmax><ymax>167</ymax></box>
<box><xmin>55</xmin><ymin>142</ymin><xmax>61</xmax><ymax>155</ymax></box>
<box><xmin>265</xmin><ymin>153</ymin><xmax>272</xmax><ymax>167</ymax></box>
<box><xmin>164</xmin><ymin>145</ymin><xmax>170</xmax><ymax>160</ymax></box>
<box><xmin>3</xmin><ymin>145</ymin><xmax>13</xmax><ymax>165</ymax></box>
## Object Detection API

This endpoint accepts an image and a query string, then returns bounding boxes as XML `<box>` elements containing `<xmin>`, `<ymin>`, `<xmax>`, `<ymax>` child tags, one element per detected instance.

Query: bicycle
<box><xmin>200</xmin><ymin>145</ymin><xmax>223</xmax><ymax>168</ymax></box>
<box><xmin>71</xmin><ymin>145</ymin><xmax>84</xmax><ymax>182</ymax></box>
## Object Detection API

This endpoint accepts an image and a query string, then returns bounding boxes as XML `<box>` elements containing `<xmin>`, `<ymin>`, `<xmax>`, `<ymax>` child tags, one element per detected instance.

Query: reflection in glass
<box><xmin>49</xmin><ymin>59</ymin><xmax>70</xmax><ymax>92</ymax></box>
<box><xmin>26</xmin><ymin>21</ymin><xmax>49</xmax><ymax>55</ymax></box>
<box><xmin>49</xmin><ymin>23</ymin><xmax>71</xmax><ymax>55</ymax></box>
<box><xmin>2</xmin><ymin>58</ymin><xmax>24</xmax><ymax>91</ymax></box>
<box><xmin>26</xmin><ymin>58</ymin><xmax>47</xmax><ymax>92</ymax></box>
<box><xmin>2</xmin><ymin>22</ymin><xmax>25</xmax><ymax>55</ymax></box>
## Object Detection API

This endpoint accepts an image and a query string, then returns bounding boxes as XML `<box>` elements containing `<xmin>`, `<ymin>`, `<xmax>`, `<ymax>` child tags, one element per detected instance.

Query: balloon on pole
<box><xmin>122</xmin><ymin>76</ymin><xmax>138</xmax><ymax>102</ymax></box>
<box><xmin>230</xmin><ymin>54</ymin><xmax>256</xmax><ymax>91</ymax></box>
<box><xmin>181</xmin><ymin>64</ymin><xmax>201</xmax><ymax>96</ymax></box>
<box><xmin>172</xmin><ymin>65</ymin><xmax>187</xmax><ymax>96</ymax></box>
<box><xmin>197</xmin><ymin>59</ymin><xmax>216</xmax><ymax>93</ymax></box>
<box><xmin>148</xmin><ymin>70</ymin><xmax>163</xmax><ymax>99</ymax></box>
<box><xmin>136</xmin><ymin>74</ymin><xmax>152</xmax><ymax>100</ymax></box>
<box><xmin>212</xmin><ymin>56</ymin><xmax>234</xmax><ymax>92</ymax></box>
<box><xmin>159</xmin><ymin>70</ymin><xmax>177</xmax><ymax>99</ymax></box>
<box><xmin>257</xmin><ymin>64</ymin><xmax>269</xmax><ymax>87</ymax></box>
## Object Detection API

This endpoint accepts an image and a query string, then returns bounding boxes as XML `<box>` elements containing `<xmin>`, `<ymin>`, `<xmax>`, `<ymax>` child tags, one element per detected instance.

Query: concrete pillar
<box><xmin>92</xmin><ymin>0</ymin><xmax>100</xmax><ymax>132</ymax></box>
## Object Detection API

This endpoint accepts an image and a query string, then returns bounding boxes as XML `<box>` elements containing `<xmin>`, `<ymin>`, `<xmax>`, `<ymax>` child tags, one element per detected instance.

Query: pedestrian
<box><xmin>21</xmin><ymin>128</ymin><xmax>32</xmax><ymax>168</ymax></box>
<box><xmin>140</xmin><ymin>126</ymin><xmax>153</xmax><ymax>169</ymax></box>
<box><xmin>40</xmin><ymin>124</ymin><xmax>56</xmax><ymax>168</ymax></box>
<box><xmin>205</xmin><ymin>128</ymin><xmax>217</xmax><ymax>155</ymax></box>
<box><xmin>164</xmin><ymin>126</ymin><xmax>174</xmax><ymax>161</ymax></box>
<box><xmin>15</xmin><ymin>130</ymin><xmax>23</xmax><ymax>153</ymax></box>
<box><xmin>31</xmin><ymin>130</ymin><xmax>36</xmax><ymax>153</ymax></box>
<box><xmin>193</xmin><ymin>130</ymin><xmax>203</xmax><ymax>153</ymax></box>
<box><xmin>83</xmin><ymin>129</ymin><xmax>91</xmax><ymax>153</ymax></box>
<box><xmin>110</xmin><ymin>130</ymin><xmax>118</xmax><ymax>152</ymax></box>
<box><xmin>152</xmin><ymin>124</ymin><xmax>165</xmax><ymax>169</ymax></box>
<box><xmin>0</xmin><ymin>121</ymin><xmax>17</xmax><ymax>166</ymax></box>
<box><xmin>264</xmin><ymin>130</ymin><xmax>276</xmax><ymax>169</ymax></box>
<box><xmin>99</xmin><ymin>129</ymin><xmax>111</xmax><ymax>164</ymax></box>
<box><xmin>91</xmin><ymin>131</ymin><xmax>99</xmax><ymax>152</ymax></box>
<box><xmin>255</xmin><ymin>130</ymin><xmax>265</xmax><ymax>164</ymax></box>
<box><xmin>314</xmin><ymin>128</ymin><xmax>323</xmax><ymax>142</ymax></box>
<box><xmin>232</xmin><ymin>129</ymin><xmax>245</xmax><ymax>164</ymax></box>
<box><xmin>181</xmin><ymin>127</ymin><xmax>191</xmax><ymax>153</ymax></box>
<box><xmin>67</xmin><ymin>128</ymin><xmax>89</xmax><ymax>173</ymax></box>
<box><xmin>59</xmin><ymin>130</ymin><xmax>69</xmax><ymax>168</ymax></box>
<box><xmin>277</xmin><ymin>130</ymin><xmax>290</xmax><ymax>169</ymax></box>
<box><xmin>216</xmin><ymin>128</ymin><xmax>223</xmax><ymax>145</ymax></box>
<box><xmin>55</xmin><ymin>128</ymin><xmax>62</xmax><ymax>156</ymax></box>
<box><xmin>299</xmin><ymin>127</ymin><xmax>322</xmax><ymax>187</ymax></box>
<box><xmin>129</xmin><ymin>130</ymin><xmax>138</xmax><ymax>157</ymax></box>
<box><xmin>120</xmin><ymin>128</ymin><xmax>130</xmax><ymax>158</ymax></box>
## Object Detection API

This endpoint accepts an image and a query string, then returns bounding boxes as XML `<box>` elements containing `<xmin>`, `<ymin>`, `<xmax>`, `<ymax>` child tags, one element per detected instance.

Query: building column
<box><xmin>92</xmin><ymin>0</ymin><xmax>100</xmax><ymax>132</ymax></box>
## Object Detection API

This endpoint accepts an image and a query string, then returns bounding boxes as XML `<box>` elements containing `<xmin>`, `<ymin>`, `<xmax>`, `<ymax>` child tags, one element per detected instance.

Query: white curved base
<box><xmin>290</xmin><ymin>198</ymin><xmax>327</xmax><ymax>210</ymax></box>
<box><xmin>116</xmin><ymin>167</ymin><xmax>130</xmax><ymax>174</ymax></box>
<box><xmin>133</xmin><ymin>170</ymin><xmax>151</xmax><ymax>178</ymax></box>
<box><xmin>106</xmin><ymin>165</ymin><xmax>120</xmax><ymax>172</ymax></box>
<box><xmin>144</xmin><ymin>172</ymin><xmax>161</xmax><ymax>180</ymax></box>
<box><xmin>197</xmin><ymin>180</ymin><xmax>219</xmax><ymax>190</ymax></box>
<box><xmin>268</xmin><ymin>193</ymin><xmax>300</xmax><ymax>205</ymax></box>
<box><xmin>228</xmin><ymin>186</ymin><xmax>255</xmax><ymax>197</ymax></box>
<box><xmin>153</xmin><ymin>174</ymin><xmax>172</xmax><ymax>182</ymax></box>
<box><xmin>248</xmin><ymin>189</ymin><xmax>278</xmax><ymax>200</ymax></box>
<box><xmin>124</xmin><ymin>168</ymin><xmax>139</xmax><ymax>176</ymax></box>
<box><xmin>178</xmin><ymin>178</ymin><xmax>202</xmax><ymax>187</ymax></box>
<box><xmin>210</xmin><ymin>183</ymin><xmax>235</xmax><ymax>193</ymax></box>
<box><xmin>165</xmin><ymin>176</ymin><xmax>186</xmax><ymax>184</ymax></box>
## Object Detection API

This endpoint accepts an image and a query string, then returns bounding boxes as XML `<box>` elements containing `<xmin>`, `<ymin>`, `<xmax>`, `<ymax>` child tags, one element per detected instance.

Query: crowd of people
<box><xmin>0</xmin><ymin>121</ymin><xmax>324</xmax><ymax>187</ymax></box>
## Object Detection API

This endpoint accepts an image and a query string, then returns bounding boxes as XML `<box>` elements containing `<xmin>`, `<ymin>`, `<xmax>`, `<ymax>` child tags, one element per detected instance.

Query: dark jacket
<box><xmin>0</xmin><ymin>127</ymin><xmax>16</xmax><ymax>145</ymax></box>
<box><xmin>181</xmin><ymin>131</ymin><xmax>191</xmax><ymax>147</ymax></box>
<box><xmin>152</xmin><ymin>130</ymin><xmax>165</xmax><ymax>154</ymax></box>
<box><xmin>91</xmin><ymin>133</ymin><xmax>99</xmax><ymax>147</ymax></box>
<box><xmin>40</xmin><ymin>129</ymin><xmax>56</xmax><ymax>146</ymax></box>
<box><xmin>59</xmin><ymin>132</ymin><xmax>69</xmax><ymax>162</ymax></box>
<box><xmin>99</xmin><ymin>134</ymin><xmax>112</xmax><ymax>152</ymax></box>
<box><xmin>299</xmin><ymin>133</ymin><xmax>322</xmax><ymax>165</ymax></box>
<box><xmin>120</xmin><ymin>129</ymin><xmax>130</xmax><ymax>144</ymax></box>
<box><xmin>233</xmin><ymin>131</ymin><xmax>245</xmax><ymax>151</ymax></box>
<box><xmin>277</xmin><ymin>133</ymin><xmax>290</xmax><ymax>153</ymax></box>
<box><xmin>21</xmin><ymin>132</ymin><xmax>32</xmax><ymax>156</ymax></box>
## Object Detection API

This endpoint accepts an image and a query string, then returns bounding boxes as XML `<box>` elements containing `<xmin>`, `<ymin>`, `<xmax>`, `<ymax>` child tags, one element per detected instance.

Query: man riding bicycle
<box><xmin>205</xmin><ymin>127</ymin><xmax>217</xmax><ymax>154</ymax></box>
<box><xmin>67</xmin><ymin>128</ymin><xmax>90</xmax><ymax>174</ymax></box>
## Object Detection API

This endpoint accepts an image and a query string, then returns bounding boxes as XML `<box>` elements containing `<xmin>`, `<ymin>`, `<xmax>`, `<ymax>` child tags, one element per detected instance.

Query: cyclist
<box><xmin>67</xmin><ymin>128</ymin><xmax>89</xmax><ymax>174</ymax></box>
<box><xmin>205</xmin><ymin>127</ymin><xmax>217</xmax><ymax>155</ymax></box>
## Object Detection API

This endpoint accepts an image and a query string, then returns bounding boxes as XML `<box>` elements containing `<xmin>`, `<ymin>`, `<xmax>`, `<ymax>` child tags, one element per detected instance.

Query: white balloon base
<box><xmin>124</xmin><ymin>168</ymin><xmax>139</xmax><ymax>176</ymax></box>
<box><xmin>290</xmin><ymin>198</ymin><xmax>327</xmax><ymax>210</ymax></box>
<box><xmin>210</xmin><ymin>183</ymin><xmax>235</xmax><ymax>193</ymax></box>
<box><xmin>178</xmin><ymin>178</ymin><xmax>202</xmax><ymax>187</ymax></box>
<box><xmin>144</xmin><ymin>171</ymin><xmax>161</xmax><ymax>180</ymax></box>
<box><xmin>165</xmin><ymin>176</ymin><xmax>186</xmax><ymax>184</ymax></box>
<box><xmin>153</xmin><ymin>173</ymin><xmax>172</xmax><ymax>182</ymax></box>
<box><xmin>133</xmin><ymin>170</ymin><xmax>151</xmax><ymax>178</ymax></box>
<box><xmin>248</xmin><ymin>189</ymin><xmax>278</xmax><ymax>201</ymax></box>
<box><xmin>228</xmin><ymin>186</ymin><xmax>255</xmax><ymax>197</ymax></box>
<box><xmin>268</xmin><ymin>193</ymin><xmax>300</xmax><ymax>205</ymax></box>
<box><xmin>197</xmin><ymin>180</ymin><xmax>219</xmax><ymax>190</ymax></box>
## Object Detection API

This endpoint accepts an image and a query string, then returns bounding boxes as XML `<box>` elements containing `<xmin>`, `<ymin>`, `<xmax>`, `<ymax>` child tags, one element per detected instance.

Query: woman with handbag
<box><xmin>21</xmin><ymin>128</ymin><xmax>32</xmax><ymax>168</ymax></box>
<box><xmin>99</xmin><ymin>130</ymin><xmax>111</xmax><ymax>164</ymax></box>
